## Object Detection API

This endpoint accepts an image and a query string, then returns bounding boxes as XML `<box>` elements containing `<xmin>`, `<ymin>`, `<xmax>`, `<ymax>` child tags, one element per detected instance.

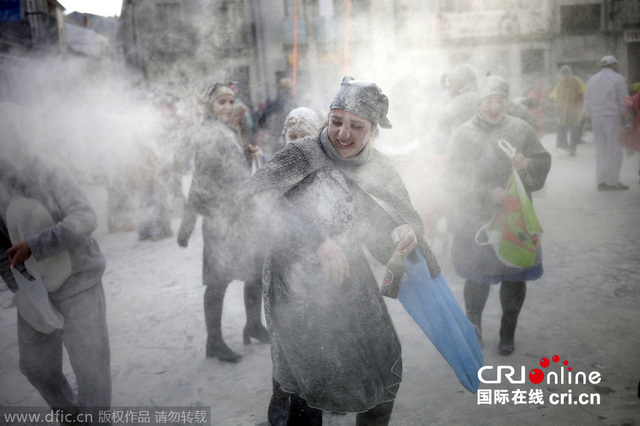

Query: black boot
<box><xmin>204</xmin><ymin>285</ymin><xmax>241</xmax><ymax>362</ymax></box>
<box><xmin>499</xmin><ymin>281</ymin><xmax>526</xmax><ymax>356</ymax></box>
<box><xmin>243</xmin><ymin>275</ymin><xmax>269</xmax><ymax>345</ymax></box>
<box><xmin>464</xmin><ymin>280</ymin><xmax>490</xmax><ymax>348</ymax></box>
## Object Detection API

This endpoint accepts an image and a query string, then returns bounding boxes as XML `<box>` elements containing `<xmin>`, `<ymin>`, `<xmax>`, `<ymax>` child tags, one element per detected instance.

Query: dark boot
<box><xmin>243</xmin><ymin>275</ymin><xmax>269</xmax><ymax>345</ymax></box>
<box><xmin>464</xmin><ymin>280</ymin><xmax>490</xmax><ymax>347</ymax></box>
<box><xmin>287</xmin><ymin>394</ymin><xmax>322</xmax><ymax>426</ymax></box>
<box><xmin>499</xmin><ymin>281</ymin><xmax>526</xmax><ymax>356</ymax></box>
<box><xmin>355</xmin><ymin>400</ymin><xmax>395</xmax><ymax>426</ymax></box>
<box><xmin>268</xmin><ymin>379</ymin><xmax>290</xmax><ymax>426</ymax></box>
<box><xmin>204</xmin><ymin>285</ymin><xmax>241</xmax><ymax>362</ymax></box>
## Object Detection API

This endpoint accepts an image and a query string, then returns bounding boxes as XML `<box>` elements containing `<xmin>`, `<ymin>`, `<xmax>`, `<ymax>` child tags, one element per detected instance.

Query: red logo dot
<box><xmin>529</xmin><ymin>368</ymin><xmax>545</xmax><ymax>384</ymax></box>
<box><xmin>563</xmin><ymin>360</ymin><xmax>569</xmax><ymax>366</ymax></box>
<box><xmin>552</xmin><ymin>355</ymin><xmax>560</xmax><ymax>363</ymax></box>
<box><xmin>540</xmin><ymin>357</ymin><xmax>550</xmax><ymax>368</ymax></box>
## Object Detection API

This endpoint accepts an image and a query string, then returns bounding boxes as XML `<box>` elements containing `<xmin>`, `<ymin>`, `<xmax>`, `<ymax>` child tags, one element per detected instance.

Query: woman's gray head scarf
<box><xmin>329</xmin><ymin>76</ymin><xmax>392</xmax><ymax>129</ymax></box>
<box><xmin>477</xmin><ymin>75</ymin><xmax>509</xmax><ymax>104</ymax></box>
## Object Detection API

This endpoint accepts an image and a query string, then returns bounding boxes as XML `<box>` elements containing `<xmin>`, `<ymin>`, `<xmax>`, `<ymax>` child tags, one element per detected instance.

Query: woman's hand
<box><xmin>6</xmin><ymin>241</ymin><xmax>32</xmax><ymax>268</ymax></box>
<box><xmin>315</xmin><ymin>239</ymin><xmax>350</xmax><ymax>284</ymax></box>
<box><xmin>511</xmin><ymin>153</ymin><xmax>528</xmax><ymax>171</ymax></box>
<box><xmin>245</xmin><ymin>144</ymin><xmax>259</xmax><ymax>159</ymax></box>
<box><xmin>391</xmin><ymin>225</ymin><xmax>418</xmax><ymax>257</ymax></box>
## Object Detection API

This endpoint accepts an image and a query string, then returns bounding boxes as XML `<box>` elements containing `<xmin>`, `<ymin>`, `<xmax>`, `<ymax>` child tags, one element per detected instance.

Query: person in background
<box><xmin>584</xmin><ymin>55</ymin><xmax>630</xmax><ymax>191</ymax></box>
<box><xmin>549</xmin><ymin>65</ymin><xmax>586</xmax><ymax>157</ymax></box>
<box><xmin>256</xmin><ymin>78</ymin><xmax>299</xmax><ymax>160</ymax></box>
<box><xmin>247</xmin><ymin>77</ymin><xmax>440</xmax><ymax>425</ymax></box>
<box><xmin>282</xmin><ymin>107</ymin><xmax>322</xmax><ymax>145</ymax></box>
<box><xmin>177</xmin><ymin>82</ymin><xmax>268</xmax><ymax>363</ymax></box>
<box><xmin>0</xmin><ymin>153</ymin><xmax>111</xmax><ymax>426</ymax></box>
<box><xmin>439</xmin><ymin>64</ymin><xmax>479</xmax><ymax>144</ymax></box>
<box><xmin>443</xmin><ymin>75</ymin><xmax>551</xmax><ymax>356</ymax></box>
<box><xmin>128</xmin><ymin>144</ymin><xmax>172</xmax><ymax>241</ymax></box>
<box><xmin>622</xmin><ymin>82</ymin><xmax>640</xmax><ymax>183</ymax></box>
<box><xmin>526</xmin><ymin>79</ymin><xmax>547</xmax><ymax>139</ymax></box>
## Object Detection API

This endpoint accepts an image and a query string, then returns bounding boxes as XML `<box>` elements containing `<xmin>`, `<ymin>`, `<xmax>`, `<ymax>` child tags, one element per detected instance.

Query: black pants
<box><xmin>268</xmin><ymin>380</ymin><xmax>394</xmax><ymax>426</ymax></box>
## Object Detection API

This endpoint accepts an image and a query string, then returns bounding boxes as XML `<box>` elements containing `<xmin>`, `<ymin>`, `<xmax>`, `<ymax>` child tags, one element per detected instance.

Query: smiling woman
<box><xmin>60</xmin><ymin>0</ymin><xmax>123</xmax><ymax>17</ymax></box>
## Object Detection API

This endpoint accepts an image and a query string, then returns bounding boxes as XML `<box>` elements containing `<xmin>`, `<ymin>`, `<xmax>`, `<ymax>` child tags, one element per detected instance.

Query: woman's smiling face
<box><xmin>327</xmin><ymin>109</ymin><xmax>374</xmax><ymax>158</ymax></box>
<box><xmin>480</xmin><ymin>94</ymin><xmax>507</xmax><ymax>124</ymax></box>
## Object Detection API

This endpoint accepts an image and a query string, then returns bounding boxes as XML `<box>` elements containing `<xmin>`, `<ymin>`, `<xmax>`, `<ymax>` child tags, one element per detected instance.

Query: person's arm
<box><xmin>25</xmin><ymin>166</ymin><xmax>98</xmax><ymax>262</ymax></box>
<box><xmin>520</xmin><ymin>124</ymin><xmax>552</xmax><ymax>192</ymax></box>
<box><xmin>0</xmin><ymin>226</ymin><xmax>20</xmax><ymax>292</ymax></box>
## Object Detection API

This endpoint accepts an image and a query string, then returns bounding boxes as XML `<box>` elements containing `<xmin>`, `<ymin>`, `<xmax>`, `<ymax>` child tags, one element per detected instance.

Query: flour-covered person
<box><xmin>443</xmin><ymin>75</ymin><xmax>551</xmax><ymax>356</ymax></box>
<box><xmin>177</xmin><ymin>82</ymin><xmax>268</xmax><ymax>363</ymax></box>
<box><xmin>245</xmin><ymin>77</ymin><xmax>441</xmax><ymax>425</ymax></box>
<box><xmin>0</xmin><ymin>152</ymin><xmax>111</xmax><ymax>425</ymax></box>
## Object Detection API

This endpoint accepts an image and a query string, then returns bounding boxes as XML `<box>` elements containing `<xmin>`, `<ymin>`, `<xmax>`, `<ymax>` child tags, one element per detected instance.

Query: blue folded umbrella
<box><xmin>397</xmin><ymin>252</ymin><xmax>483</xmax><ymax>393</ymax></box>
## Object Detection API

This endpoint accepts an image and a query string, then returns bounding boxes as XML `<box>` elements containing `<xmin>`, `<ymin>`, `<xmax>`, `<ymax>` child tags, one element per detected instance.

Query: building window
<box><xmin>560</xmin><ymin>4</ymin><xmax>601</xmax><ymax>34</ymax></box>
<box><xmin>521</xmin><ymin>48</ymin><xmax>544</xmax><ymax>74</ymax></box>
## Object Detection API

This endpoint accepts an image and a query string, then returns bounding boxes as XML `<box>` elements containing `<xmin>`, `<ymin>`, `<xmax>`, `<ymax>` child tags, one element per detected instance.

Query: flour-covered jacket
<box><xmin>246</xmin><ymin>129</ymin><xmax>440</xmax><ymax>412</ymax></box>
<box><xmin>177</xmin><ymin>116</ymin><xmax>256</xmax><ymax>281</ymax></box>
<box><xmin>0</xmin><ymin>158</ymin><xmax>105</xmax><ymax>301</ymax></box>
<box><xmin>444</xmin><ymin>114</ymin><xmax>551</xmax><ymax>283</ymax></box>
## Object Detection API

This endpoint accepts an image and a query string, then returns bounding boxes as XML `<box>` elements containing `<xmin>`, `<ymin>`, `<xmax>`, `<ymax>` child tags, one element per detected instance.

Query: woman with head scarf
<box><xmin>177</xmin><ymin>82</ymin><xmax>268</xmax><ymax>363</ymax></box>
<box><xmin>443</xmin><ymin>75</ymin><xmax>551</xmax><ymax>356</ymax></box>
<box><xmin>246</xmin><ymin>77</ymin><xmax>441</xmax><ymax>424</ymax></box>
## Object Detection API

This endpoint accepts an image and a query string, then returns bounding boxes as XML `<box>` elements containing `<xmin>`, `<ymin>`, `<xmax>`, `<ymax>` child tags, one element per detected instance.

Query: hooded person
<box><xmin>443</xmin><ymin>75</ymin><xmax>551</xmax><ymax>356</ymax></box>
<box><xmin>282</xmin><ymin>107</ymin><xmax>322</xmax><ymax>145</ymax></box>
<box><xmin>549</xmin><ymin>65</ymin><xmax>586</xmax><ymax>156</ymax></box>
<box><xmin>244</xmin><ymin>76</ymin><xmax>440</xmax><ymax>425</ymax></box>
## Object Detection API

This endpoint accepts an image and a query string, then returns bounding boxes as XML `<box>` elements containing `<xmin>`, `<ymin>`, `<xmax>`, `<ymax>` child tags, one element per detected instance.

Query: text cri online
<box><xmin>477</xmin><ymin>366</ymin><xmax>601</xmax><ymax>406</ymax></box>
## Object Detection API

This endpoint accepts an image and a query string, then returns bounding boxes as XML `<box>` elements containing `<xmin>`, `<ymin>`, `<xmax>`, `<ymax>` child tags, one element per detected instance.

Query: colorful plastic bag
<box><xmin>398</xmin><ymin>252</ymin><xmax>483</xmax><ymax>393</ymax></box>
<box><xmin>475</xmin><ymin>140</ymin><xmax>543</xmax><ymax>268</ymax></box>
<box><xmin>11</xmin><ymin>267</ymin><xmax>65</xmax><ymax>334</ymax></box>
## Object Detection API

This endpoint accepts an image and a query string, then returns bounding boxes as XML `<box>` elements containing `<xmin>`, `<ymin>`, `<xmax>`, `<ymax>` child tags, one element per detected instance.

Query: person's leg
<box><xmin>243</xmin><ymin>271</ymin><xmax>269</xmax><ymax>344</ymax></box>
<box><xmin>592</xmin><ymin>116</ymin><xmax>608</xmax><ymax>187</ymax></box>
<box><xmin>463</xmin><ymin>280</ymin><xmax>490</xmax><ymax>346</ymax></box>
<box><xmin>568</xmin><ymin>125</ymin><xmax>580</xmax><ymax>156</ymax></box>
<box><xmin>556</xmin><ymin>125</ymin><xmax>568</xmax><ymax>150</ymax></box>
<box><xmin>355</xmin><ymin>400</ymin><xmax>395</xmax><ymax>426</ymax></box>
<box><xmin>59</xmin><ymin>283</ymin><xmax>111</xmax><ymax>425</ymax></box>
<box><xmin>268</xmin><ymin>379</ymin><xmax>290</xmax><ymax>426</ymax></box>
<box><xmin>499</xmin><ymin>281</ymin><xmax>526</xmax><ymax>355</ymax></box>
<box><xmin>17</xmin><ymin>313</ymin><xmax>78</xmax><ymax>413</ymax></box>
<box><xmin>204</xmin><ymin>282</ymin><xmax>239</xmax><ymax>362</ymax></box>
<box><xmin>287</xmin><ymin>394</ymin><xmax>322</xmax><ymax>426</ymax></box>
<box><xmin>202</xmin><ymin>218</ymin><xmax>240</xmax><ymax>362</ymax></box>
<box><xmin>603</xmin><ymin>116</ymin><xmax>625</xmax><ymax>187</ymax></box>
